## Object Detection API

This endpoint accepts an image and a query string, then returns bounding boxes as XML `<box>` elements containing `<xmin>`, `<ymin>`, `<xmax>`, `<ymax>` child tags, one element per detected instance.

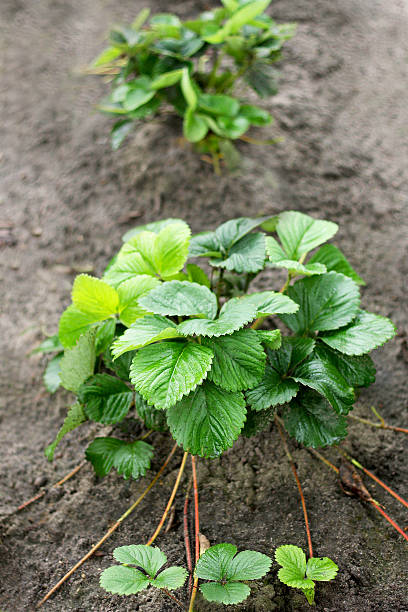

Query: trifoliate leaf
<box><xmin>117</xmin><ymin>275</ymin><xmax>160</xmax><ymax>326</ymax></box>
<box><xmin>135</xmin><ymin>392</ymin><xmax>168</xmax><ymax>432</ymax></box>
<box><xmin>275</xmin><ymin>545</ymin><xmax>314</xmax><ymax>590</ymax></box>
<box><xmin>103</xmin><ymin>253</ymin><xmax>156</xmax><ymax>288</ymax></box>
<box><xmin>151</xmin><ymin>567</ymin><xmax>188</xmax><ymax>590</ymax></box>
<box><xmin>256</xmin><ymin>329</ymin><xmax>282</xmax><ymax>349</ymax></box>
<box><xmin>72</xmin><ymin>274</ymin><xmax>119</xmax><ymax>319</ymax></box>
<box><xmin>78</xmin><ymin>374</ymin><xmax>133</xmax><ymax>424</ymax></box>
<box><xmin>112</xmin><ymin>315</ymin><xmax>181</xmax><ymax>358</ymax></box>
<box><xmin>59</xmin><ymin>328</ymin><xmax>96</xmax><ymax>392</ymax></box>
<box><xmin>58</xmin><ymin>305</ymin><xmax>99</xmax><ymax>348</ymax></box>
<box><xmin>186</xmin><ymin>263</ymin><xmax>211</xmax><ymax>288</ymax></box>
<box><xmin>43</xmin><ymin>354</ymin><xmax>62</xmax><ymax>393</ymax></box>
<box><xmin>215</xmin><ymin>216</ymin><xmax>269</xmax><ymax>250</ymax></box>
<box><xmin>167</xmin><ymin>382</ymin><xmax>246</xmax><ymax>457</ymax></box>
<box><xmin>188</xmin><ymin>231</ymin><xmax>221</xmax><ymax>258</ymax></box>
<box><xmin>113</xmin><ymin>545</ymin><xmax>166</xmax><ymax>576</ymax></box>
<box><xmin>177</xmin><ymin>297</ymin><xmax>258</xmax><ymax>338</ymax></box>
<box><xmin>100</xmin><ymin>565</ymin><xmax>150</xmax><ymax>595</ymax></box>
<box><xmin>210</xmin><ymin>233</ymin><xmax>266</xmax><ymax>274</ymax></box>
<box><xmin>321</xmin><ymin>310</ymin><xmax>396</xmax><ymax>356</ymax></box>
<box><xmin>306</xmin><ymin>557</ymin><xmax>339</xmax><ymax>582</ymax></box>
<box><xmin>202</xmin><ymin>329</ymin><xmax>266</xmax><ymax>391</ymax></box>
<box><xmin>292</xmin><ymin>352</ymin><xmax>354</xmax><ymax>414</ymax></box>
<box><xmin>246</xmin><ymin>369</ymin><xmax>299</xmax><ymax>410</ymax></box>
<box><xmin>276</xmin><ymin>211</ymin><xmax>338</xmax><ymax>260</ymax></box>
<box><xmin>195</xmin><ymin>543</ymin><xmax>237</xmax><ymax>581</ymax></box>
<box><xmin>32</xmin><ymin>334</ymin><xmax>63</xmax><ymax>354</ymax></box>
<box><xmin>85</xmin><ymin>438</ymin><xmax>154</xmax><ymax>479</ymax></box>
<box><xmin>268</xmin><ymin>337</ymin><xmax>316</xmax><ymax>375</ymax></box>
<box><xmin>130</xmin><ymin>341</ymin><xmax>214</xmax><ymax>409</ymax></box>
<box><xmin>45</xmin><ymin>402</ymin><xmax>87</xmax><ymax>461</ymax></box>
<box><xmin>122</xmin><ymin>218</ymin><xmax>185</xmax><ymax>242</ymax></box>
<box><xmin>266</xmin><ymin>236</ymin><xmax>326</xmax><ymax>276</ymax></box>
<box><xmin>243</xmin><ymin>291</ymin><xmax>299</xmax><ymax>316</ymax></box>
<box><xmin>139</xmin><ymin>281</ymin><xmax>217</xmax><ymax>319</ymax></box>
<box><xmin>284</xmin><ymin>391</ymin><xmax>348</xmax><ymax>447</ymax></box>
<box><xmin>200</xmin><ymin>582</ymin><xmax>250</xmax><ymax>605</ymax></box>
<box><xmin>309</xmin><ymin>244</ymin><xmax>365</xmax><ymax>285</ymax></box>
<box><xmin>227</xmin><ymin>550</ymin><xmax>272</xmax><ymax>580</ymax></box>
<box><xmin>280</xmin><ymin>272</ymin><xmax>360</xmax><ymax>334</ymax></box>
<box><xmin>315</xmin><ymin>345</ymin><xmax>376</xmax><ymax>387</ymax></box>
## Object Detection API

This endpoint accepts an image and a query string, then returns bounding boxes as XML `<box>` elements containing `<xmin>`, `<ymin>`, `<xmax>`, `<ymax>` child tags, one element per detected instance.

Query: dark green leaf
<box><xmin>210</xmin><ymin>232</ymin><xmax>266</xmax><ymax>274</ymax></box>
<box><xmin>316</xmin><ymin>344</ymin><xmax>376</xmax><ymax>387</ymax></box>
<box><xmin>78</xmin><ymin>374</ymin><xmax>133</xmax><ymax>424</ymax></box>
<box><xmin>245</xmin><ymin>60</ymin><xmax>279</xmax><ymax>97</ymax></box>
<box><xmin>186</xmin><ymin>263</ymin><xmax>211</xmax><ymax>288</ymax></box>
<box><xmin>242</xmin><ymin>406</ymin><xmax>274</xmax><ymax>437</ymax></box>
<box><xmin>267</xmin><ymin>337</ymin><xmax>316</xmax><ymax>375</ymax></box>
<box><xmin>45</xmin><ymin>403</ymin><xmax>87</xmax><ymax>461</ymax></box>
<box><xmin>95</xmin><ymin>318</ymin><xmax>116</xmax><ymax>355</ymax></box>
<box><xmin>246</xmin><ymin>368</ymin><xmax>299</xmax><ymax>410</ymax></box>
<box><xmin>85</xmin><ymin>438</ymin><xmax>154</xmax><ymax>479</ymax></box>
<box><xmin>309</xmin><ymin>244</ymin><xmax>365</xmax><ymax>285</ymax></box>
<box><xmin>321</xmin><ymin>310</ymin><xmax>396</xmax><ymax>356</ymax></box>
<box><xmin>256</xmin><ymin>329</ymin><xmax>281</xmax><ymax>349</ymax></box>
<box><xmin>135</xmin><ymin>392</ymin><xmax>168</xmax><ymax>431</ymax></box>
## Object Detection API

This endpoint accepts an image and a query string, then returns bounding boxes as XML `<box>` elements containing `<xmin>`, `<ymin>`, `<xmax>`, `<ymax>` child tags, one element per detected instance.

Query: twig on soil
<box><xmin>275</xmin><ymin>416</ymin><xmax>313</xmax><ymax>558</ymax></box>
<box><xmin>36</xmin><ymin>443</ymin><xmax>178</xmax><ymax>608</ymax></box>
<box><xmin>188</xmin><ymin>456</ymin><xmax>200</xmax><ymax>612</ymax></box>
<box><xmin>348</xmin><ymin>408</ymin><xmax>408</xmax><ymax>434</ymax></box>
<box><xmin>146</xmin><ymin>452</ymin><xmax>188</xmax><ymax>546</ymax></box>
<box><xmin>184</xmin><ymin>477</ymin><xmax>194</xmax><ymax>595</ymax></box>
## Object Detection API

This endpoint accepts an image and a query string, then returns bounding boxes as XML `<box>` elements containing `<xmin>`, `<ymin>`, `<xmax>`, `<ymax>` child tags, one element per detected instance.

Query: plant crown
<box><xmin>90</xmin><ymin>0</ymin><xmax>295</xmax><ymax>164</ymax></box>
<box><xmin>100</xmin><ymin>542</ymin><xmax>272</xmax><ymax>605</ymax></box>
<box><xmin>37</xmin><ymin>211</ymin><xmax>396</xmax><ymax>480</ymax></box>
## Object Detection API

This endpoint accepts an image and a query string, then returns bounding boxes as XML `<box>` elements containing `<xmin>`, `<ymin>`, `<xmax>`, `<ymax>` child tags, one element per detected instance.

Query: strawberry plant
<box><xmin>89</xmin><ymin>0</ymin><xmax>295</xmax><ymax>170</ymax></box>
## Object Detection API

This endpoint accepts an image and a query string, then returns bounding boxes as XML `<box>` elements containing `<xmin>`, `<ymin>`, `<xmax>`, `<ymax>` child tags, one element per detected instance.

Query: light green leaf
<box><xmin>186</xmin><ymin>263</ymin><xmax>211</xmax><ymax>288</ymax></box>
<box><xmin>130</xmin><ymin>342</ymin><xmax>214</xmax><ymax>409</ymax></box>
<box><xmin>309</xmin><ymin>244</ymin><xmax>365</xmax><ymax>285</ymax></box>
<box><xmin>181</xmin><ymin>68</ymin><xmax>198</xmax><ymax>109</ymax></box>
<box><xmin>153</xmin><ymin>221</ymin><xmax>191</xmax><ymax>277</ymax></box>
<box><xmin>59</xmin><ymin>328</ymin><xmax>96</xmax><ymax>392</ymax></box>
<box><xmin>43</xmin><ymin>354</ymin><xmax>62</xmax><ymax>393</ymax></box>
<box><xmin>315</xmin><ymin>344</ymin><xmax>376</xmax><ymax>387</ymax></box>
<box><xmin>58</xmin><ymin>305</ymin><xmax>99</xmax><ymax>348</ymax></box>
<box><xmin>256</xmin><ymin>329</ymin><xmax>281</xmax><ymax>349</ymax></box>
<box><xmin>321</xmin><ymin>310</ymin><xmax>396</xmax><ymax>356</ymax></box>
<box><xmin>103</xmin><ymin>253</ymin><xmax>156</xmax><ymax>288</ymax></box>
<box><xmin>198</xmin><ymin>93</ymin><xmax>240</xmax><ymax>117</ymax></box>
<box><xmin>114</xmin><ymin>545</ymin><xmax>166</xmax><ymax>576</ymax></box>
<box><xmin>151</xmin><ymin>567</ymin><xmax>188</xmax><ymax>590</ymax></box>
<box><xmin>78</xmin><ymin>374</ymin><xmax>133</xmax><ymax>424</ymax></box>
<box><xmin>100</xmin><ymin>565</ymin><xmax>150</xmax><ymax>595</ymax></box>
<box><xmin>203</xmin><ymin>329</ymin><xmax>266</xmax><ymax>392</ymax></box>
<box><xmin>85</xmin><ymin>438</ymin><xmax>153</xmax><ymax>479</ymax></box>
<box><xmin>276</xmin><ymin>211</ymin><xmax>338</xmax><ymax>260</ymax></box>
<box><xmin>229</xmin><ymin>0</ymin><xmax>271</xmax><ymax>33</ymax></box>
<box><xmin>284</xmin><ymin>391</ymin><xmax>348</xmax><ymax>447</ymax></box>
<box><xmin>131</xmin><ymin>7</ymin><xmax>150</xmax><ymax>30</ymax></box>
<box><xmin>123</xmin><ymin>84</ymin><xmax>155</xmax><ymax>112</ymax></box>
<box><xmin>183</xmin><ymin>109</ymin><xmax>208</xmax><ymax>142</ymax></box>
<box><xmin>112</xmin><ymin>315</ymin><xmax>180</xmax><ymax>358</ymax></box>
<box><xmin>92</xmin><ymin>46</ymin><xmax>122</xmax><ymax>67</ymax></box>
<box><xmin>200</xmin><ymin>582</ymin><xmax>250</xmax><ymax>605</ymax></box>
<box><xmin>243</xmin><ymin>290</ymin><xmax>299</xmax><ymax>316</ymax></box>
<box><xmin>72</xmin><ymin>274</ymin><xmax>118</xmax><ymax>318</ymax></box>
<box><xmin>246</xmin><ymin>368</ymin><xmax>299</xmax><ymax>410</ymax></box>
<box><xmin>139</xmin><ymin>281</ymin><xmax>217</xmax><ymax>319</ymax></box>
<box><xmin>122</xmin><ymin>218</ymin><xmax>186</xmax><ymax>242</ymax></box>
<box><xmin>117</xmin><ymin>275</ymin><xmax>160</xmax><ymax>326</ymax></box>
<box><xmin>188</xmin><ymin>231</ymin><xmax>221</xmax><ymax>258</ymax></box>
<box><xmin>280</xmin><ymin>272</ymin><xmax>360</xmax><ymax>334</ymax></box>
<box><xmin>306</xmin><ymin>557</ymin><xmax>339</xmax><ymax>582</ymax></box>
<box><xmin>266</xmin><ymin>236</ymin><xmax>326</xmax><ymax>276</ymax></box>
<box><xmin>150</xmin><ymin>69</ymin><xmax>183</xmax><ymax>89</ymax></box>
<box><xmin>292</xmin><ymin>352</ymin><xmax>354</xmax><ymax>414</ymax></box>
<box><xmin>303</xmin><ymin>588</ymin><xmax>315</xmax><ymax>605</ymax></box>
<box><xmin>177</xmin><ymin>296</ymin><xmax>258</xmax><ymax>338</ymax></box>
<box><xmin>275</xmin><ymin>545</ymin><xmax>313</xmax><ymax>589</ymax></box>
<box><xmin>167</xmin><ymin>382</ymin><xmax>246</xmax><ymax>457</ymax></box>
<box><xmin>227</xmin><ymin>550</ymin><xmax>272</xmax><ymax>580</ymax></box>
<box><xmin>32</xmin><ymin>334</ymin><xmax>63</xmax><ymax>354</ymax></box>
<box><xmin>195</xmin><ymin>543</ymin><xmax>237</xmax><ymax>581</ymax></box>
<box><xmin>95</xmin><ymin>318</ymin><xmax>116</xmax><ymax>355</ymax></box>
<box><xmin>210</xmin><ymin>232</ymin><xmax>266</xmax><ymax>274</ymax></box>
<box><xmin>239</xmin><ymin>104</ymin><xmax>272</xmax><ymax>126</ymax></box>
<box><xmin>45</xmin><ymin>402</ymin><xmax>87</xmax><ymax>461</ymax></box>
<box><xmin>217</xmin><ymin>115</ymin><xmax>250</xmax><ymax>139</ymax></box>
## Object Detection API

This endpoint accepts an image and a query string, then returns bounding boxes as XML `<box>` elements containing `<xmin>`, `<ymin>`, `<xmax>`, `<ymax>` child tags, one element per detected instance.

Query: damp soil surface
<box><xmin>1</xmin><ymin>1</ymin><xmax>408</xmax><ymax>610</ymax></box>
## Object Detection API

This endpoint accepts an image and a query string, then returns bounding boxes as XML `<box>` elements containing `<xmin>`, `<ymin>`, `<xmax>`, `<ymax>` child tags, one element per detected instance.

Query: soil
<box><xmin>1</xmin><ymin>0</ymin><xmax>407</xmax><ymax>610</ymax></box>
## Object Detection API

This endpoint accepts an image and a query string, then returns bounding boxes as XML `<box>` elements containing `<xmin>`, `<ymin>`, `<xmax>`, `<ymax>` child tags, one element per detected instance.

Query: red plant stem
<box><xmin>146</xmin><ymin>451</ymin><xmax>188</xmax><ymax>546</ymax></box>
<box><xmin>370</xmin><ymin>502</ymin><xmax>408</xmax><ymax>542</ymax></box>
<box><xmin>184</xmin><ymin>478</ymin><xmax>193</xmax><ymax>594</ymax></box>
<box><xmin>188</xmin><ymin>456</ymin><xmax>200</xmax><ymax>612</ymax></box>
<box><xmin>37</xmin><ymin>444</ymin><xmax>178</xmax><ymax>608</ymax></box>
<box><xmin>160</xmin><ymin>588</ymin><xmax>185</xmax><ymax>609</ymax></box>
<box><xmin>275</xmin><ymin>417</ymin><xmax>313</xmax><ymax>558</ymax></box>
<box><xmin>17</xmin><ymin>490</ymin><xmax>46</xmax><ymax>512</ymax></box>
<box><xmin>308</xmin><ymin>449</ymin><xmax>339</xmax><ymax>474</ymax></box>
<box><xmin>338</xmin><ymin>449</ymin><xmax>408</xmax><ymax>510</ymax></box>
<box><xmin>348</xmin><ymin>413</ymin><xmax>408</xmax><ymax>434</ymax></box>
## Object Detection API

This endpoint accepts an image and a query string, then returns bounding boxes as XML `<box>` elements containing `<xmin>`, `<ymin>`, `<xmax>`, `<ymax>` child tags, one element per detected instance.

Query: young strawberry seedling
<box><xmin>88</xmin><ymin>0</ymin><xmax>295</xmax><ymax>171</ymax></box>
<box><xmin>34</xmin><ymin>211</ymin><xmax>405</xmax><ymax>608</ymax></box>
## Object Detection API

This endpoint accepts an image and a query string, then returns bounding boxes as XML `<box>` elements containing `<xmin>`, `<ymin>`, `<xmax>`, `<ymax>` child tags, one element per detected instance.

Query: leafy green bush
<box><xmin>90</xmin><ymin>0</ymin><xmax>295</xmax><ymax>168</ymax></box>
<box><xmin>37</xmin><ymin>211</ymin><xmax>395</xmax><ymax>481</ymax></box>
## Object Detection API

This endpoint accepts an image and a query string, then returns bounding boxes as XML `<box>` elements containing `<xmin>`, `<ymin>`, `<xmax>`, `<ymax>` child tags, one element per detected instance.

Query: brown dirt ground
<box><xmin>1</xmin><ymin>0</ymin><xmax>407</xmax><ymax>610</ymax></box>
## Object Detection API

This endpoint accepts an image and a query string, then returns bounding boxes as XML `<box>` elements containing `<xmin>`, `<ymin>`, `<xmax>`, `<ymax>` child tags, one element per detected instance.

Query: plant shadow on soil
<box><xmin>0</xmin><ymin>0</ymin><xmax>407</xmax><ymax>610</ymax></box>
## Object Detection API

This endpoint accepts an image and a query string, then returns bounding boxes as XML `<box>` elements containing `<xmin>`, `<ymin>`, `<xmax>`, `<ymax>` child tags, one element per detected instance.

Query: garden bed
<box><xmin>1</xmin><ymin>0</ymin><xmax>407</xmax><ymax>610</ymax></box>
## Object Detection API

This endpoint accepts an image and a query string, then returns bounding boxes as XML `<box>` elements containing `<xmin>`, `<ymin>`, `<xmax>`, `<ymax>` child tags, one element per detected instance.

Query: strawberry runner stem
<box><xmin>36</xmin><ymin>443</ymin><xmax>178</xmax><ymax>608</ymax></box>
<box><xmin>348</xmin><ymin>412</ymin><xmax>408</xmax><ymax>434</ymax></box>
<box><xmin>184</xmin><ymin>477</ymin><xmax>194</xmax><ymax>594</ymax></box>
<box><xmin>188</xmin><ymin>456</ymin><xmax>200</xmax><ymax>612</ymax></box>
<box><xmin>275</xmin><ymin>417</ymin><xmax>313</xmax><ymax>558</ymax></box>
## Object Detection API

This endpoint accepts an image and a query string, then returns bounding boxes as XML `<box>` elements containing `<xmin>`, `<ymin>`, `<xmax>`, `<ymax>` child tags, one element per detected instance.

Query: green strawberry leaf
<box><xmin>215</xmin><ymin>216</ymin><xmax>270</xmax><ymax>250</ymax></box>
<box><xmin>266</xmin><ymin>236</ymin><xmax>326</xmax><ymax>276</ymax></box>
<box><xmin>242</xmin><ymin>406</ymin><xmax>275</xmax><ymax>437</ymax></box>
<box><xmin>72</xmin><ymin>274</ymin><xmax>119</xmax><ymax>319</ymax></box>
<box><xmin>275</xmin><ymin>545</ymin><xmax>314</xmax><ymax>589</ymax></box>
<box><xmin>103</xmin><ymin>253</ymin><xmax>156</xmax><ymax>288</ymax></box>
<box><xmin>202</xmin><ymin>329</ymin><xmax>266</xmax><ymax>392</ymax></box>
<box><xmin>276</xmin><ymin>211</ymin><xmax>338</xmax><ymax>260</ymax></box>
<box><xmin>111</xmin><ymin>315</ymin><xmax>181</xmax><ymax>358</ymax></box>
<box><xmin>100</xmin><ymin>565</ymin><xmax>150</xmax><ymax>595</ymax></box>
<box><xmin>117</xmin><ymin>275</ymin><xmax>160</xmax><ymax>326</ymax></box>
<box><xmin>59</xmin><ymin>328</ymin><xmax>96</xmax><ymax>393</ymax></box>
<box><xmin>246</xmin><ymin>368</ymin><xmax>299</xmax><ymax>410</ymax></box>
<box><xmin>95</xmin><ymin>318</ymin><xmax>116</xmax><ymax>355</ymax></box>
<box><xmin>227</xmin><ymin>550</ymin><xmax>272</xmax><ymax>580</ymax></box>
<box><xmin>184</xmin><ymin>109</ymin><xmax>209</xmax><ymax>142</ymax></box>
<box><xmin>32</xmin><ymin>334</ymin><xmax>64</xmax><ymax>354</ymax></box>
<box><xmin>85</xmin><ymin>438</ymin><xmax>154</xmax><ymax>479</ymax></box>
<box><xmin>284</xmin><ymin>391</ymin><xmax>348</xmax><ymax>447</ymax></box>
<box><xmin>321</xmin><ymin>310</ymin><xmax>396</xmax><ymax>356</ymax></box>
<box><xmin>113</xmin><ymin>544</ymin><xmax>166</xmax><ymax>576</ymax></box>
<box><xmin>315</xmin><ymin>344</ymin><xmax>376</xmax><ymax>387</ymax></box>
<box><xmin>122</xmin><ymin>219</ymin><xmax>185</xmax><ymax>243</ymax></box>
<box><xmin>280</xmin><ymin>272</ymin><xmax>360</xmax><ymax>334</ymax></box>
<box><xmin>210</xmin><ymin>233</ymin><xmax>266</xmax><ymax>274</ymax></box>
<box><xmin>151</xmin><ymin>567</ymin><xmax>188</xmax><ymax>590</ymax></box>
<box><xmin>195</xmin><ymin>543</ymin><xmax>237</xmax><ymax>581</ymax></box>
<box><xmin>45</xmin><ymin>402</ymin><xmax>87</xmax><ymax>461</ymax></box>
<box><xmin>167</xmin><ymin>382</ymin><xmax>246</xmax><ymax>457</ymax></box>
<box><xmin>139</xmin><ymin>281</ymin><xmax>218</xmax><ymax>319</ymax></box>
<box><xmin>243</xmin><ymin>291</ymin><xmax>299</xmax><ymax>316</ymax></box>
<box><xmin>58</xmin><ymin>305</ymin><xmax>99</xmax><ymax>348</ymax></box>
<box><xmin>268</xmin><ymin>337</ymin><xmax>316</xmax><ymax>375</ymax></box>
<box><xmin>177</xmin><ymin>297</ymin><xmax>258</xmax><ymax>338</ymax></box>
<box><xmin>78</xmin><ymin>374</ymin><xmax>133</xmax><ymax>424</ymax></box>
<box><xmin>256</xmin><ymin>329</ymin><xmax>282</xmax><ymax>349</ymax></box>
<box><xmin>306</xmin><ymin>557</ymin><xmax>339</xmax><ymax>582</ymax></box>
<box><xmin>43</xmin><ymin>354</ymin><xmax>62</xmax><ymax>393</ymax></box>
<box><xmin>153</xmin><ymin>221</ymin><xmax>191</xmax><ymax>278</ymax></box>
<box><xmin>130</xmin><ymin>341</ymin><xmax>214</xmax><ymax>409</ymax></box>
<box><xmin>186</xmin><ymin>263</ymin><xmax>211</xmax><ymax>288</ymax></box>
<box><xmin>200</xmin><ymin>582</ymin><xmax>250</xmax><ymax>605</ymax></box>
<box><xmin>309</xmin><ymin>244</ymin><xmax>365</xmax><ymax>285</ymax></box>
<box><xmin>188</xmin><ymin>231</ymin><xmax>222</xmax><ymax>258</ymax></box>
<box><xmin>135</xmin><ymin>392</ymin><xmax>168</xmax><ymax>432</ymax></box>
